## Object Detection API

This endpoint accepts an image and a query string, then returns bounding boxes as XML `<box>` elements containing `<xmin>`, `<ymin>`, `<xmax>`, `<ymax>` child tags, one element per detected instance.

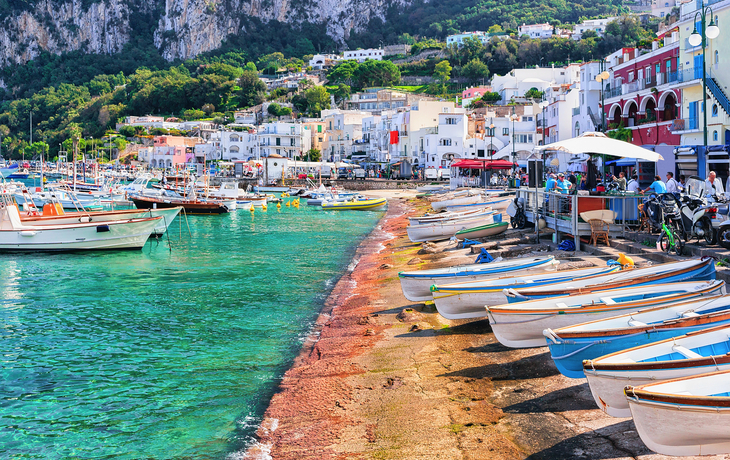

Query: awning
<box><xmin>606</xmin><ymin>157</ymin><xmax>639</xmax><ymax>166</ymax></box>
<box><xmin>451</xmin><ymin>159</ymin><xmax>517</xmax><ymax>170</ymax></box>
<box><xmin>536</xmin><ymin>132</ymin><xmax>663</xmax><ymax>162</ymax></box>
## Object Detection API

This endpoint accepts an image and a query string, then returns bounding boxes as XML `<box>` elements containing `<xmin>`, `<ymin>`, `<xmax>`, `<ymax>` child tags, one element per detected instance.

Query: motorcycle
<box><xmin>675</xmin><ymin>176</ymin><xmax>717</xmax><ymax>244</ymax></box>
<box><xmin>645</xmin><ymin>193</ymin><xmax>685</xmax><ymax>255</ymax></box>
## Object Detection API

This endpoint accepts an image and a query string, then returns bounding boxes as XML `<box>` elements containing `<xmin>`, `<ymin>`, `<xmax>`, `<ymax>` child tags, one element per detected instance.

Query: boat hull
<box><xmin>446</xmin><ymin>198</ymin><xmax>511</xmax><ymax>213</ymax></box>
<box><xmin>399</xmin><ymin>257</ymin><xmax>559</xmax><ymax>302</ymax></box>
<box><xmin>22</xmin><ymin>207</ymin><xmax>182</xmax><ymax>236</ymax></box>
<box><xmin>454</xmin><ymin>222</ymin><xmax>508</xmax><ymax>240</ymax></box>
<box><xmin>131</xmin><ymin>197</ymin><xmax>229</xmax><ymax>214</ymax></box>
<box><xmin>407</xmin><ymin>214</ymin><xmax>495</xmax><ymax>242</ymax></box>
<box><xmin>432</xmin><ymin>194</ymin><xmax>484</xmax><ymax>211</ymax></box>
<box><xmin>0</xmin><ymin>217</ymin><xmax>161</xmax><ymax>251</ymax></box>
<box><xmin>321</xmin><ymin>198</ymin><xmax>386</xmax><ymax>210</ymax></box>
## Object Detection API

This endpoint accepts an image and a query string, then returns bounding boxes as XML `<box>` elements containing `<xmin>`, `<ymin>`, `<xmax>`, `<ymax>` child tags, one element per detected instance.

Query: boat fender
<box><xmin>96</xmin><ymin>225</ymin><xmax>110</xmax><ymax>233</ymax></box>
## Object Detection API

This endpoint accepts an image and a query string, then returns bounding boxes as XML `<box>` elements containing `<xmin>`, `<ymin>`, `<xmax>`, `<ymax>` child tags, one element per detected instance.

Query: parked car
<box><xmin>425</xmin><ymin>168</ymin><xmax>438</xmax><ymax>181</ymax></box>
<box><xmin>320</xmin><ymin>165</ymin><xmax>332</xmax><ymax>179</ymax></box>
<box><xmin>354</xmin><ymin>168</ymin><xmax>366</xmax><ymax>180</ymax></box>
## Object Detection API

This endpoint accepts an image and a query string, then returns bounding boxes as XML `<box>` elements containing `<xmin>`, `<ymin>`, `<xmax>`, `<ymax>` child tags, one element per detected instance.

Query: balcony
<box><xmin>572</xmin><ymin>107</ymin><xmax>581</xmax><ymax>116</ymax></box>
<box><xmin>605</xmin><ymin>87</ymin><xmax>622</xmax><ymax>99</ymax></box>
<box><xmin>669</xmin><ymin>118</ymin><xmax>700</xmax><ymax>133</ymax></box>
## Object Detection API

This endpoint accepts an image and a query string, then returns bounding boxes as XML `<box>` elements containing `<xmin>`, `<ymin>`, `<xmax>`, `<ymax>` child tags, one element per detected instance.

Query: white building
<box><xmin>652</xmin><ymin>0</ymin><xmax>678</xmax><ymax>18</ymax></box>
<box><xmin>518</xmin><ymin>23</ymin><xmax>553</xmax><ymax>39</ymax></box>
<box><xmin>572</xmin><ymin>18</ymin><xmax>616</xmax><ymax>40</ymax></box>
<box><xmin>308</xmin><ymin>54</ymin><xmax>340</xmax><ymax>70</ymax></box>
<box><xmin>321</xmin><ymin>110</ymin><xmax>369</xmax><ymax>162</ymax></box>
<box><xmin>343</xmin><ymin>48</ymin><xmax>383</xmax><ymax>62</ymax></box>
<box><xmin>446</xmin><ymin>31</ymin><xmax>490</xmax><ymax>47</ymax></box>
<box><xmin>490</xmin><ymin>65</ymin><xmax>580</xmax><ymax>104</ymax></box>
<box><xmin>571</xmin><ymin>61</ymin><xmax>605</xmax><ymax>137</ymax></box>
<box><xmin>258</xmin><ymin>122</ymin><xmax>311</xmax><ymax>159</ymax></box>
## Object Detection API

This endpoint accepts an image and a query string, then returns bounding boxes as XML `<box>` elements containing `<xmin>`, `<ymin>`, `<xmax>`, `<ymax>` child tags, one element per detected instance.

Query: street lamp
<box><xmin>488</xmin><ymin>118</ymin><xmax>495</xmax><ymax>161</ymax></box>
<box><xmin>510</xmin><ymin>106</ymin><xmax>517</xmax><ymax>176</ymax></box>
<box><xmin>689</xmin><ymin>5</ymin><xmax>720</xmax><ymax>173</ymax></box>
<box><xmin>595</xmin><ymin>68</ymin><xmax>610</xmax><ymax>132</ymax></box>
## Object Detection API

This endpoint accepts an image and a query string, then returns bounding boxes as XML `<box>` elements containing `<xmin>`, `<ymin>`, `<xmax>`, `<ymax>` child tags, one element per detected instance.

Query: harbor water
<box><xmin>0</xmin><ymin>201</ymin><xmax>383</xmax><ymax>458</ymax></box>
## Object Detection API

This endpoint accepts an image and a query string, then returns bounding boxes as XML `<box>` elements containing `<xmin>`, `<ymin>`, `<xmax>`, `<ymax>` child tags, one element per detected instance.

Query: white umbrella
<box><xmin>536</xmin><ymin>132</ymin><xmax>663</xmax><ymax>162</ymax></box>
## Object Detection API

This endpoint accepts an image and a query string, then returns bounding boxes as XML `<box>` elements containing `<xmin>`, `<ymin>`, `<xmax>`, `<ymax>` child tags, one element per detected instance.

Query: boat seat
<box><xmin>628</xmin><ymin>320</ymin><xmax>647</xmax><ymax>327</ymax></box>
<box><xmin>681</xmin><ymin>311</ymin><xmax>700</xmax><ymax>318</ymax></box>
<box><xmin>600</xmin><ymin>297</ymin><xmax>616</xmax><ymax>305</ymax></box>
<box><xmin>555</xmin><ymin>302</ymin><xmax>569</xmax><ymax>310</ymax></box>
<box><xmin>672</xmin><ymin>345</ymin><xmax>702</xmax><ymax>359</ymax></box>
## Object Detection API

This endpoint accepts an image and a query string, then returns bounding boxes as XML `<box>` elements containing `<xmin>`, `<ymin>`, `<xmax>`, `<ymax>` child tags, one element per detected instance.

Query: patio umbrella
<box><xmin>535</xmin><ymin>132</ymin><xmax>663</xmax><ymax>162</ymax></box>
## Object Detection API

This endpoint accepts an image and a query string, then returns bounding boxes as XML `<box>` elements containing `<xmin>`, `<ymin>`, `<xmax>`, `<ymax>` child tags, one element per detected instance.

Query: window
<box><xmin>503</xmin><ymin>128</ymin><xmax>510</xmax><ymax>135</ymax></box>
<box><xmin>486</xmin><ymin>127</ymin><xmax>496</xmax><ymax>136</ymax></box>
<box><xmin>524</xmin><ymin>116</ymin><xmax>533</xmax><ymax>121</ymax></box>
<box><xmin>477</xmin><ymin>149</ymin><xmax>485</xmax><ymax>158</ymax></box>
<box><xmin>716</xmin><ymin>50</ymin><xmax>720</xmax><ymax>65</ymax></box>
<box><xmin>713</xmin><ymin>104</ymin><xmax>719</xmax><ymax>117</ymax></box>
<box><xmin>290</xmin><ymin>138</ymin><xmax>295</xmax><ymax>146</ymax></box>
<box><xmin>440</xmin><ymin>139</ymin><xmax>452</xmax><ymax>146</ymax></box>
<box><xmin>628</xmin><ymin>71</ymin><xmax>634</xmax><ymax>81</ymax></box>
<box><xmin>445</xmin><ymin>117</ymin><xmax>458</xmax><ymax>125</ymax></box>
<box><xmin>442</xmin><ymin>107</ymin><xmax>449</xmax><ymax>113</ymax></box>
<box><xmin>714</xmin><ymin>130</ymin><xmax>719</xmax><ymax>141</ymax></box>
<box><xmin>318</xmin><ymin>125</ymin><xmax>322</xmax><ymax>133</ymax></box>
<box><xmin>276</xmin><ymin>138</ymin><xmax>281</xmax><ymax>146</ymax></box>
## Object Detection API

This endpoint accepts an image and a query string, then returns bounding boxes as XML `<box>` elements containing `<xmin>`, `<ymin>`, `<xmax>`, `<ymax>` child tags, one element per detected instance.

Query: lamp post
<box><xmin>510</xmin><ymin>106</ymin><xmax>517</xmax><ymax>176</ymax></box>
<box><xmin>689</xmin><ymin>3</ymin><xmax>720</xmax><ymax>176</ymax></box>
<box><xmin>489</xmin><ymin>118</ymin><xmax>495</xmax><ymax>161</ymax></box>
<box><xmin>595</xmin><ymin>64</ymin><xmax>610</xmax><ymax>132</ymax></box>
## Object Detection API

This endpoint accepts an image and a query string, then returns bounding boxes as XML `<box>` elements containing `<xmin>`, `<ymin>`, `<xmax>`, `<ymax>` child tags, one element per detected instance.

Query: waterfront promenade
<box><xmin>245</xmin><ymin>191</ymin><xmax>729</xmax><ymax>460</ymax></box>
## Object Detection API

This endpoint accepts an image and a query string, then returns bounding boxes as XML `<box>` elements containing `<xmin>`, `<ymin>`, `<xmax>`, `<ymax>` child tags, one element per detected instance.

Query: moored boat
<box><xmin>130</xmin><ymin>193</ymin><xmax>230</xmax><ymax>214</ymax></box>
<box><xmin>626</xmin><ymin>370</ymin><xmax>730</xmax><ymax>456</ymax></box>
<box><xmin>399</xmin><ymin>256</ymin><xmax>559</xmax><ymax>302</ymax></box>
<box><xmin>431</xmin><ymin>265</ymin><xmax>620</xmax><ymax>319</ymax></box>
<box><xmin>545</xmin><ymin>292</ymin><xmax>730</xmax><ymax>378</ymax></box>
<box><xmin>584</xmin><ymin>322</ymin><xmax>730</xmax><ymax>418</ymax></box>
<box><xmin>487</xmin><ymin>280</ymin><xmax>724</xmax><ymax>348</ymax></box>
<box><xmin>321</xmin><ymin>197</ymin><xmax>387</xmax><ymax>210</ymax></box>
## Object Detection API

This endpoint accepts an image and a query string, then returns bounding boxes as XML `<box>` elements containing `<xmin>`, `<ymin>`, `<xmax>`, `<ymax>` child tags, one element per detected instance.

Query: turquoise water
<box><xmin>0</xmin><ymin>201</ymin><xmax>383</xmax><ymax>459</ymax></box>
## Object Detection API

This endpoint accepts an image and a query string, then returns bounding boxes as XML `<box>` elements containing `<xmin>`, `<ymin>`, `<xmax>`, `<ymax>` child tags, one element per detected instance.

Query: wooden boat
<box><xmin>454</xmin><ymin>221</ymin><xmax>509</xmax><ymax>240</ymax></box>
<box><xmin>0</xmin><ymin>195</ymin><xmax>162</xmax><ymax>251</ymax></box>
<box><xmin>431</xmin><ymin>193</ymin><xmax>484</xmax><ymax>211</ymax></box>
<box><xmin>399</xmin><ymin>256</ymin><xmax>559</xmax><ymax>302</ymax></box>
<box><xmin>407</xmin><ymin>213</ymin><xmax>495</xmax><ymax>243</ymax></box>
<box><xmin>431</xmin><ymin>265</ymin><xmax>620</xmax><ymax>320</ymax></box>
<box><xmin>504</xmin><ymin>258</ymin><xmax>717</xmax><ymax>303</ymax></box>
<box><xmin>130</xmin><ymin>192</ymin><xmax>230</xmax><ymax>215</ymax></box>
<box><xmin>20</xmin><ymin>204</ymin><xmax>183</xmax><ymax>237</ymax></box>
<box><xmin>445</xmin><ymin>198</ymin><xmax>512</xmax><ymax>213</ymax></box>
<box><xmin>487</xmin><ymin>280</ymin><xmax>724</xmax><ymax>348</ymax></box>
<box><xmin>321</xmin><ymin>197</ymin><xmax>386</xmax><ymax>210</ymax></box>
<box><xmin>584</xmin><ymin>322</ymin><xmax>730</xmax><ymax>418</ymax></box>
<box><xmin>626</xmin><ymin>370</ymin><xmax>730</xmax><ymax>456</ymax></box>
<box><xmin>546</xmin><ymin>292</ymin><xmax>730</xmax><ymax>378</ymax></box>
<box><xmin>409</xmin><ymin>208</ymin><xmax>492</xmax><ymax>225</ymax></box>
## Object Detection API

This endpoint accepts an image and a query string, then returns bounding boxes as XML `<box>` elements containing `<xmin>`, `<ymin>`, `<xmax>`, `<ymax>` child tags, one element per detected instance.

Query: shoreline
<box><xmin>243</xmin><ymin>193</ymin><xmax>415</xmax><ymax>459</ymax></box>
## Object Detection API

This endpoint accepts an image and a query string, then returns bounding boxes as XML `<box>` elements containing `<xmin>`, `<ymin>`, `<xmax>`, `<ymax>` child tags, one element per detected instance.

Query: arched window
<box><xmin>716</xmin><ymin>50</ymin><xmax>720</xmax><ymax>65</ymax></box>
<box><xmin>713</xmin><ymin>104</ymin><xmax>719</xmax><ymax>117</ymax></box>
<box><xmin>714</xmin><ymin>130</ymin><xmax>719</xmax><ymax>141</ymax></box>
<box><xmin>575</xmin><ymin>122</ymin><xmax>580</xmax><ymax>137</ymax></box>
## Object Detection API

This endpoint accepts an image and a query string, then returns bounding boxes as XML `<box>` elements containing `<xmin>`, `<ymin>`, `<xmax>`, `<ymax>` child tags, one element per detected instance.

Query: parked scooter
<box><xmin>506</xmin><ymin>196</ymin><xmax>526</xmax><ymax>229</ymax></box>
<box><xmin>718</xmin><ymin>218</ymin><xmax>730</xmax><ymax>249</ymax></box>
<box><xmin>676</xmin><ymin>176</ymin><xmax>717</xmax><ymax>244</ymax></box>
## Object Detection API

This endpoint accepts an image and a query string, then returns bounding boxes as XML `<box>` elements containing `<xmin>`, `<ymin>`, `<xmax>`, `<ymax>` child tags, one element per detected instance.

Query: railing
<box><xmin>669</xmin><ymin>118</ymin><xmax>700</xmax><ymax>132</ymax></box>
<box><xmin>587</xmin><ymin>106</ymin><xmax>602</xmax><ymax>130</ymax></box>
<box><xmin>572</xmin><ymin>107</ymin><xmax>581</xmax><ymax>116</ymax></box>
<box><xmin>623</xmin><ymin>81</ymin><xmax>639</xmax><ymax>93</ymax></box>
<box><xmin>644</xmin><ymin>75</ymin><xmax>657</xmax><ymax>87</ymax></box>
<box><xmin>606</xmin><ymin>87</ymin><xmax>622</xmax><ymax>98</ymax></box>
<box><xmin>707</xmin><ymin>77</ymin><xmax>730</xmax><ymax>116</ymax></box>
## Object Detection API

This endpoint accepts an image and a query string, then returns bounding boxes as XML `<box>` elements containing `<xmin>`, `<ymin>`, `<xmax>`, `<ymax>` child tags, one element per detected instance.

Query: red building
<box><xmin>602</xmin><ymin>29</ymin><xmax>682</xmax><ymax>165</ymax></box>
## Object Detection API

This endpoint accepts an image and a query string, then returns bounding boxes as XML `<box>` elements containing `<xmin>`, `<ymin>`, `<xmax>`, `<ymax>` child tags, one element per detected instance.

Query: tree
<box><xmin>331</xmin><ymin>83</ymin><xmax>351</xmax><ymax>104</ymax></box>
<box><xmin>488</xmin><ymin>25</ymin><xmax>504</xmax><ymax>34</ymax></box>
<box><xmin>202</xmin><ymin>103</ymin><xmax>216</xmax><ymax>115</ymax></box>
<box><xmin>237</xmin><ymin>70</ymin><xmax>267</xmax><ymax>108</ymax></box>
<box><xmin>433</xmin><ymin>60</ymin><xmax>452</xmax><ymax>94</ymax></box>
<box><xmin>119</xmin><ymin>125</ymin><xmax>136</xmax><ymax>137</ymax></box>
<box><xmin>328</xmin><ymin>60</ymin><xmax>359</xmax><ymax>87</ymax></box>
<box><xmin>304</xmin><ymin>86</ymin><xmax>331</xmax><ymax>116</ymax></box>
<box><xmin>305</xmin><ymin>148</ymin><xmax>321</xmax><ymax>162</ymax></box>
<box><xmin>461</xmin><ymin>59</ymin><xmax>489</xmax><ymax>83</ymax></box>
<box><xmin>352</xmin><ymin>60</ymin><xmax>401</xmax><ymax>88</ymax></box>
<box><xmin>524</xmin><ymin>87</ymin><xmax>544</xmax><ymax>100</ymax></box>
<box><xmin>480</xmin><ymin>92</ymin><xmax>502</xmax><ymax>103</ymax></box>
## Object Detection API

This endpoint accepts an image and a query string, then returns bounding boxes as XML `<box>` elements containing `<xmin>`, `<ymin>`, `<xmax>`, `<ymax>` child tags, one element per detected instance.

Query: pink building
<box><xmin>461</xmin><ymin>86</ymin><xmax>492</xmax><ymax>99</ymax></box>
<box><xmin>151</xmin><ymin>136</ymin><xmax>188</xmax><ymax>168</ymax></box>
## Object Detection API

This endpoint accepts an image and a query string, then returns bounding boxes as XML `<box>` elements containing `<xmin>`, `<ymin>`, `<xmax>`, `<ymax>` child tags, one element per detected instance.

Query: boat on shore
<box><xmin>503</xmin><ymin>258</ymin><xmax>716</xmax><ymax>303</ymax></box>
<box><xmin>584</xmin><ymin>322</ymin><xmax>730</xmax><ymax>418</ymax></box>
<box><xmin>626</xmin><ymin>370</ymin><xmax>730</xmax><ymax>456</ymax></box>
<box><xmin>545</xmin><ymin>292</ymin><xmax>730</xmax><ymax>378</ymax></box>
<box><xmin>445</xmin><ymin>198</ymin><xmax>512</xmax><ymax>213</ymax></box>
<box><xmin>399</xmin><ymin>256</ymin><xmax>559</xmax><ymax>302</ymax></box>
<box><xmin>487</xmin><ymin>280</ymin><xmax>724</xmax><ymax>348</ymax></box>
<box><xmin>408</xmin><ymin>207</ymin><xmax>492</xmax><ymax>225</ymax></box>
<box><xmin>407</xmin><ymin>212</ymin><xmax>496</xmax><ymax>242</ymax></box>
<box><xmin>454</xmin><ymin>221</ymin><xmax>508</xmax><ymax>240</ymax></box>
<box><xmin>431</xmin><ymin>265</ymin><xmax>620</xmax><ymax>319</ymax></box>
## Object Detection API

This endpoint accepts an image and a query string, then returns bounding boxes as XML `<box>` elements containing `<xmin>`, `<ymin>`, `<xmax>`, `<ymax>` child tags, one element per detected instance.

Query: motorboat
<box><xmin>130</xmin><ymin>189</ymin><xmax>231</xmax><ymax>214</ymax></box>
<box><xmin>0</xmin><ymin>193</ymin><xmax>161</xmax><ymax>250</ymax></box>
<box><xmin>431</xmin><ymin>265</ymin><xmax>619</xmax><ymax>320</ymax></box>
<box><xmin>321</xmin><ymin>197</ymin><xmax>387</xmax><ymax>211</ymax></box>
<box><xmin>545</xmin><ymin>292</ymin><xmax>730</xmax><ymax>378</ymax></box>
<box><xmin>626</xmin><ymin>370</ymin><xmax>730</xmax><ymax>456</ymax></box>
<box><xmin>488</xmin><ymin>280</ymin><xmax>724</xmax><ymax>348</ymax></box>
<box><xmin>399</xmin><ymin>256</ymin><xmax>559</xmax><ymax>302</ymax></box>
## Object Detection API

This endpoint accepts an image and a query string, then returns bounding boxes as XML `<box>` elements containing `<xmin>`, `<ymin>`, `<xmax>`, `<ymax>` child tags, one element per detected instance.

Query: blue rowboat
<box><xmin>585</xmin><ymin>321</ymin><xmax>730</xmax><ymax>418</ymax></box>
<box><xmin>487</xmin><ymin>280</ymin><xmax>725</xmax><ymax>348</ymax></box>
<box><xmin>504</xmin><ymin>258</ymin><xmax>716</xmax><ymax>303</ymax></box>
<box><xmin>545</xmin><ymin>292</ymin><xmax>730</xmax><ymax>379</ymax></box>
<box><xmin>399</xmin><ymin>256</ymin><xmax>559</xmax><ymax>302</ymax></box>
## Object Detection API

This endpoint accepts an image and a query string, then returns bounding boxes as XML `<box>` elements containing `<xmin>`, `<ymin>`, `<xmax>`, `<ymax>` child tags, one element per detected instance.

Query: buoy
<box><xmin>262</xmin><ymin>203</ymin><xmax>267</xmax><ymax>211</ymax></box>
<box><xmin>617</xmin><ymin>253</ymin><xmax>635</xmax><ymax>267</ymax></box>
<box><xmin>276</xmin><ymin>202</ymin><xmax>282</xmax><ymax>209</ymax></box>
<box><xmin>250</xmin><ymin>206</ymin><xmax>255</xmax><ymax>213</ymax></box>
<box><xmin>286</xmin><ymin>201</ymin><xmax>290</xmax><ymax>207</ymax></box>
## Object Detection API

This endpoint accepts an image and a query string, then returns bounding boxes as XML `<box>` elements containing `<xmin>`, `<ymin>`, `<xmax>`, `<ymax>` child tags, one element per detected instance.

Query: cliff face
<box><xmin>0</xmin><ymin>0</ymin><xmax>408</xmax><ymax>66</ymax></box>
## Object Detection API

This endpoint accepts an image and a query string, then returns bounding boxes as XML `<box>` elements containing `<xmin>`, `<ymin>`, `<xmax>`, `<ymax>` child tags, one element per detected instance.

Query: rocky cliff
<box><xmin>0</xmin><ymin>0</ymin><xmax>408</xmax><ymax>67</ymax></box>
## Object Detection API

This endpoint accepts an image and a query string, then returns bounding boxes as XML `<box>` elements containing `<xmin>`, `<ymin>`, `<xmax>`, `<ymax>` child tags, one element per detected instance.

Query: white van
<box><xmin>424</xmin><ymin>168</ymin><xmax>438</xmax><ymax>181</ymax></box>
<box><xmin>439</xmin><ymin>169</ymin><xmax>451</xmax><ymax>181</ymax></box>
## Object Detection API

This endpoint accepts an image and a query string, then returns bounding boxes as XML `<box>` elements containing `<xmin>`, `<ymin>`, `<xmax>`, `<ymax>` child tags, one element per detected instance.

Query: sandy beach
<box><xmin>245</xmin><ymin>192</ymin><xmax>726</xmax><ymax>460</ymax></box>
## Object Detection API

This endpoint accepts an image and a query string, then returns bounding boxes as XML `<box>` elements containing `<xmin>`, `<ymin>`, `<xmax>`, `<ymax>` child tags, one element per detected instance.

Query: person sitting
<box><xmin>706</xmin><ymin>170</ymin><xmax>725</xmax><ymax>198</ymax></box>
<box><xmin>642</xmin><ymin>175</ymin><xmax>667</xmax><ymax>194</ymax></box>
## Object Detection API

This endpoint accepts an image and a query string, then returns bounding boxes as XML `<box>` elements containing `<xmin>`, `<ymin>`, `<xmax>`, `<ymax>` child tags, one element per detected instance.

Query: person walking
<box><xmin>665</xmin><ymin>172</ymin><xmax>679</xmax><ymax>193</ymax></box>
